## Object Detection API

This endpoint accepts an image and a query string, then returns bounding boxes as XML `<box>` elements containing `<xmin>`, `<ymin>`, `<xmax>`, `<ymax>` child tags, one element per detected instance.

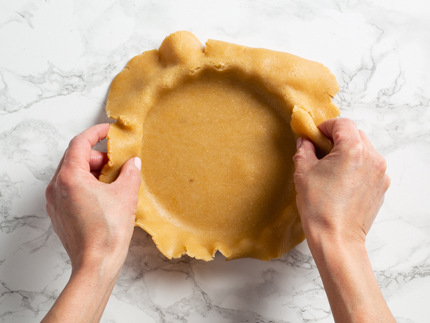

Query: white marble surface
<box><xmin>1</xmin><ymin>0</ymin><xmax>429</xmax><ymax>322</ymax></box>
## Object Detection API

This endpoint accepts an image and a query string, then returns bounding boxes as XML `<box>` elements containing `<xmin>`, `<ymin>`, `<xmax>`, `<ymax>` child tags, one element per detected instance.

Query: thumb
<box><xmin>293</xmin><ymin>137</ymin><xmax>318</xmax><ymax>177</ymax></box>
<box><xmin>114</xmin><ymin>157</ymin><xmax>142</xmax><ymax>196</ymax></box>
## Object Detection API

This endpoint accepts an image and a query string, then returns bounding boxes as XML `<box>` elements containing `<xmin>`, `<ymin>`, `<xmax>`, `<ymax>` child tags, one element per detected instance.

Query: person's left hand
<box><xmin>45</xmin><ymin>124</ymin><xmax>142</xmax><ymax>273</ymax></box>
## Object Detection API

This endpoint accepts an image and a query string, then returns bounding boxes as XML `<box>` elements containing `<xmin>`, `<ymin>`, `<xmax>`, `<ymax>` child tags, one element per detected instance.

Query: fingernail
<box><xmin>296</xmin><ymin>137</ymin><xmax>303</xmax><ymax>150</ymax></box>
<box><xmin>134</xmin><ymin>157</ymin><xmax>141</xmax><ymax>171</ymax></box>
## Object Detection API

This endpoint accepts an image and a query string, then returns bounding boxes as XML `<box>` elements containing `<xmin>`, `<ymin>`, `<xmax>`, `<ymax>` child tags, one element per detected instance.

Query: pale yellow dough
<box><xmin>99</xmin><ymin>31</ymin><xmax>340</xmax><ymax>261</ymax></box>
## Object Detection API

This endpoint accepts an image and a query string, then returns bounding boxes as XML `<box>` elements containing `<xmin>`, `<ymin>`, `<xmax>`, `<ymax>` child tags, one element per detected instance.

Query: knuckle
<box><xmin>332</xmin><ymin>130</ymin><xmax>350</xmax><ymax>145</ymax></box>
<box><xmin>127</xmin><ymin>166</ymin><xmax>142</xmax><ymax>180</ymax></box>
<box><xmin>68</xmin><ymin>137</ymin><xmax>77</xmax><ymax>150</ymax></box>
<box><xmin>67</xmin><ymin>135</ymin><xmax>83</xmax><ymax>153</ymax></box>
<box><xmin>339</xmin><ymin>118</ymin><xmax>356</xmax><ymax>128</ymax></box>
<box><xmin>293</xmin><ymin>149</ymin><xmax>306</xmax><ymax>164</ymax></box>
<box><xmin>375</xmin><ymin>156</ymin><xmax>388</xmax><ymax>174</ymax></box>
<box><xmin>345</xmin><ymin>141</ymin><xmax>364</xmax><ymax>162</ymax></box>
<box><xmin>124</xmin><ymin>168</ymin><xmax>137</xmax><ymax>179</ymax></box>
<box><xmin>336</xmin><ymin>118</ymin><xmax>356</xmax><ymax>129</ymax></box>
<box><xmin>332</xmin><ymin>119</ymin><xmax>359</xmax><ymax>143</ymax></box>
<box><xmin>117</xmin><ymin>166</ymin><xmax>141</xmax><ymax>190</ymax></box>
<box><xmin>344</xmin><ymin>118</ymin><xmax>357</xmax><ymax>128</ymax></box>
<box><xmin>56</xmin><ymin>169</ymin><xmax>74</xmax><ymax>190</ymax></box>
<box><xmin>69</xmin><ymin>135</ymin><xmax>80</xmax><ymax>146</ymax></box>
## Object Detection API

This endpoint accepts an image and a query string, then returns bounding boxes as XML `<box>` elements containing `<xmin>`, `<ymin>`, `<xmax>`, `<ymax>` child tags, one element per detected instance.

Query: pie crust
<box><xmin>99</xmin><ymin>31</ymin><xmax>340</xmax><ymax>261</ymax></box>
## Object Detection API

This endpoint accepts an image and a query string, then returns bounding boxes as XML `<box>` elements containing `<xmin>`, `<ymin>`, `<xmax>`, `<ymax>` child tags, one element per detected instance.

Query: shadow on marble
<box><xmin>108</xmin><ymin>227</ymin><xmax>324</xmax><ymax>322</ymax></box>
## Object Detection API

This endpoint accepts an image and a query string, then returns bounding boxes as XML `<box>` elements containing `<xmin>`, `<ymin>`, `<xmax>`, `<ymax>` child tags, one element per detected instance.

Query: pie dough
<box><xmin>99</xmin><ymin>31</ymin><xmax>340</xmax><ymax>261</ymax></box>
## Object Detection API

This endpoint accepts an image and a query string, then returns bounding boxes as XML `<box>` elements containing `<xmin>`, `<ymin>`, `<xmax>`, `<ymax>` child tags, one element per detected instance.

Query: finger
<box><xmin>90</xmin><ymin>151</ymin><xmax>108</xmax><ymax>171</ymax></box>
<box><xmin>63</xmin><ymin>124</ymin><xmax>110</xmax><ymax>171</ymax></box>
<box><xmin>293</xmin><ymin>137</ymin><xmax>318</xmax><ymax>175</ymax></box>
<box><xmin>318</xmin><ymin>118</ymin><xmax>361</xmax><ymax>147</ymax></box>
<box><xmin>113</xmin><ymin>157</ymin><xmax>142</xmax><ymax>198</ymax></box>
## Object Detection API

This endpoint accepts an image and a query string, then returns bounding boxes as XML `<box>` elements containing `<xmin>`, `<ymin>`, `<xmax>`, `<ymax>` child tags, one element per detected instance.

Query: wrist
<box><xmin>306</xmin><ymin>229</ymin><xmax>366</xmax><ymax>255</ymax></box>
<box><xmin>70</xmin><ymin>236</ymin><xmax>130</xmax><ymax>274</ymax></box>
<box><xmin>42</xmin><ymin>252</ymin><xmax>122</xmax><ymax>323</ymax></box>
<box><xmin>70</xmin><ymin>259</ymin><xmax>120</xmax><ymax>292</ymax></box>
<box><xmin>303</xmin><ymin>216</ymin><xmax>367</xmax><ymax>254</ymax></box>
<box><xmin>71</xmin><ymin>248</ymin><xmax>127</xmax><ymax>283</ymax></box>
<box><xmin>305</xmin><ymin>230</ymin><xmax>395</xmax><ymax>322</ymax></box>
<box><xmin>306</xmin><ymin>232</ymin><xmax>368</xmax><ymax>274</ymax></box>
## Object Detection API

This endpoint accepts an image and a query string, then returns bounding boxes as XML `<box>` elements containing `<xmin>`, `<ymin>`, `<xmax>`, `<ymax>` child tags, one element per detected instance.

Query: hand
<box><xmin>45</xmin><ymin>123</ymin><xmax>141</xmax><ymax>271</ymax></box>
<box><xmin>43</xmin><ymin>124</ymin><xmax>141</xmax><ymax>323</ymax></box>
<box><xmin>293</xmin><ymin>118</ymin><xmax>390</xmax><ymax>245</ymax></box>
<box><xmin>293</xmin><ymin>118</ymin><xmax>394</xmax><ymax>322</ymax></box>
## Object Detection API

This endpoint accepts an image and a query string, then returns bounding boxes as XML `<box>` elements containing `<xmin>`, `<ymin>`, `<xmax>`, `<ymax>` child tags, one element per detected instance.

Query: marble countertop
<box><xmin>1</xmin><ymin>0</ymin><xmax>429</xmax><ymax>322</ymax></box>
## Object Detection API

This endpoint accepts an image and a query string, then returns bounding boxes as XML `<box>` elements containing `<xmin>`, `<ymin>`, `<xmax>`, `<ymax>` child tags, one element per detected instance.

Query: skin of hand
<box><xmin>293</xmin><ymin>118</ymin><xmax>395</xmax><ymax>322</ymax></box>
<box><xmin>43</xmin><ymin>124</ymin><xmax>141</xmax><ymax>323</ymax></box>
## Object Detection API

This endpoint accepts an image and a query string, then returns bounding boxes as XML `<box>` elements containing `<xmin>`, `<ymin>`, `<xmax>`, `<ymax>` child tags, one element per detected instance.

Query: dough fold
<box><xmin>100</xmin><ymin>31</ymin><xmax>340</xmax><ymax>261</ymax></box>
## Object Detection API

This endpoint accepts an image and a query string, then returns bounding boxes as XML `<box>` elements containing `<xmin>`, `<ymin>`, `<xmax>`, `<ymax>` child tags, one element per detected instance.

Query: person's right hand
<box><xmin>293</xmin><ymin>118</ymin><xmax>395</xmax><ymax>323</ymax></box>
<box><xmin>293</xmin><ymin>118</ymin><xmax>390</xmax><ymax>245</ymax></box>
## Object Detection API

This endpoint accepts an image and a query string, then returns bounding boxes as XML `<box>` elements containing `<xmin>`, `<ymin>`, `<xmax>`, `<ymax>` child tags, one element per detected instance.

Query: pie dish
<box><xmin>99</xmin><ymin>31</ymin><xmax>340</xmax><ymax>261</ymax></box>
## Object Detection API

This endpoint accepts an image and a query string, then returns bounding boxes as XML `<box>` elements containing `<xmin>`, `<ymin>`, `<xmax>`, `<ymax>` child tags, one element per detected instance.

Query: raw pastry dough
<box><xmin>291</xmin><ymin>105</ymin><xmax>334</xmax><ymax>155</ymax></box>
<box><xmin>100</xmin><ymin>31</ymin><xmax>340</xmax><ymax>261</ymax></box>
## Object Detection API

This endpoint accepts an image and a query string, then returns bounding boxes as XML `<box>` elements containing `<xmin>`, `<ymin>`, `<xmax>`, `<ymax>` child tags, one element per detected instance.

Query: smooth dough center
<box><xmin>141</xmin><ymin>70</ymin><xmax>296</xmax><ymax>237</ymax></box>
